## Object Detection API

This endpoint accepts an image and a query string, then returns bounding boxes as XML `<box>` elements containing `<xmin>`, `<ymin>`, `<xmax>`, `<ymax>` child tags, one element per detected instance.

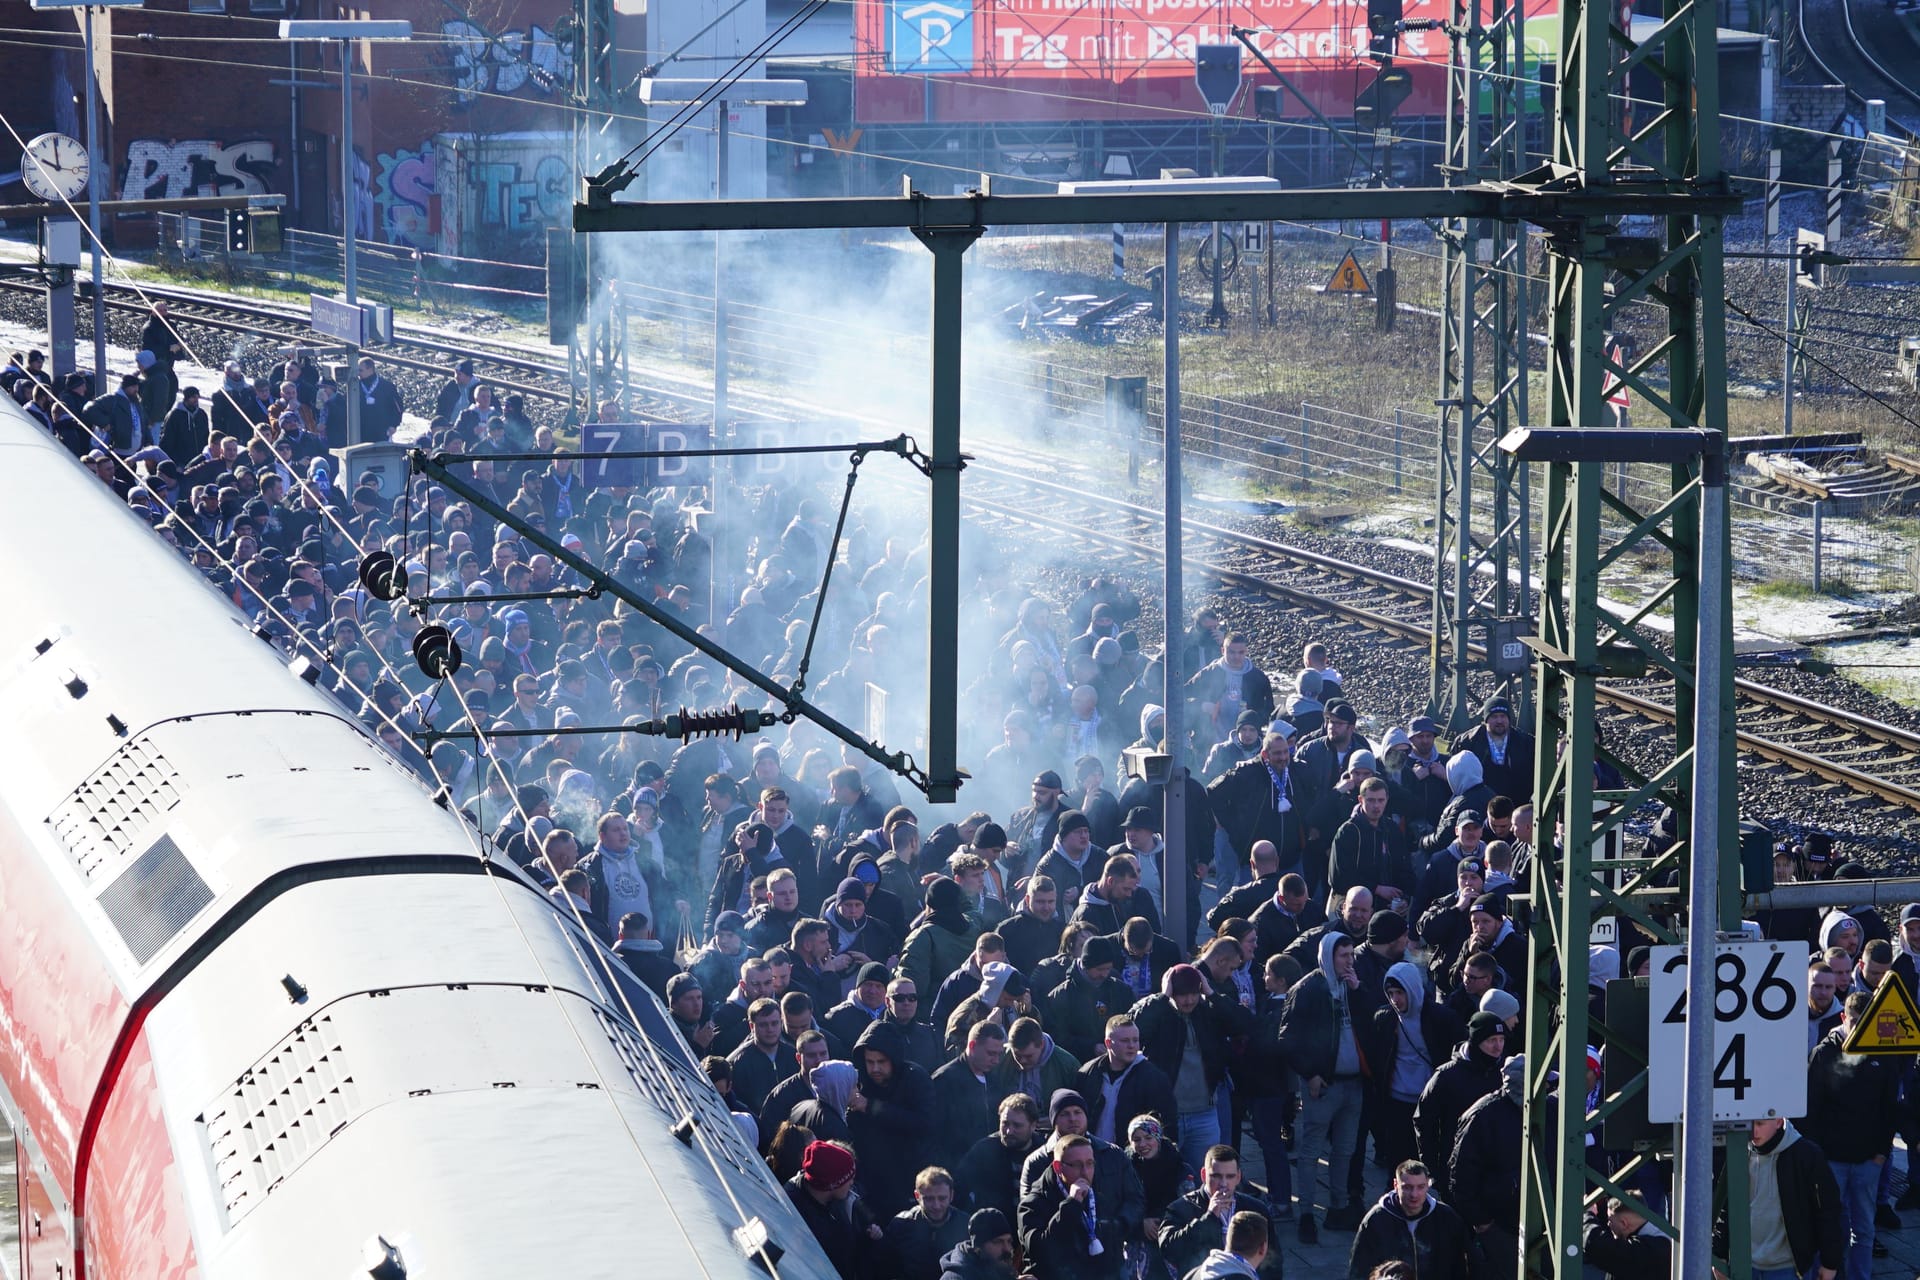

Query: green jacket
<box><xmin>901</xmin><ymin>917</ymin><xmax>981</xmax><ymax>1004</ymax></box>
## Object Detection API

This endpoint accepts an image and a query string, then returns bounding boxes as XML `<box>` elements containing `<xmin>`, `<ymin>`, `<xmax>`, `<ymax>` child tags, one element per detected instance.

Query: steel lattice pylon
<box><xmin>569</xmin><ymin>0</ymin><xmax>619</xmax><ymax>418</ymax></box>
<box><xmin>1431</xmin><ymin>0</ymin><xmax>1534</xmax><ymax>733</ymax></box>
<box><xmin>1515</xmin><ymin>0</ymin><xmax>1741</xmax><ymax>1269</ymax></box>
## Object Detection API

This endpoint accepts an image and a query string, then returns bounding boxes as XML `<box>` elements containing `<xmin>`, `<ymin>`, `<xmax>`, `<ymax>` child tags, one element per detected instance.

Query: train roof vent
<box><xmin>48</xmin><ymin>732</ymin><xmax>184</xmax><ymax>882</ymax></box>
<box><xmin>96</xmin><ymin>832</ymin><xmax>215</xmax><ymax>965</ymax></box>
<box><xmin>199</xmin><ymin>1013</ymin><xmax>357</xmax><ymax>1226</ymax></box>
<box><xmin>593</xmin><ymin>1010</ymin><xmax>768</xmax><ymax>1184</ymax></box>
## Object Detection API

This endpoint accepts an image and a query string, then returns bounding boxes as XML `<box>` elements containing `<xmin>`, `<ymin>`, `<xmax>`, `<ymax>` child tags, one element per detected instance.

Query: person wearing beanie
<box><xmin>1419</xmin><ymin>856</ymin><xmax>1489</xmax><ymax>1002</ymax></box>
<box><xmin>1293</xmin><ymin>701</ymin><xmax>1372</xmax><ymax>889</ymax></box>
<box><xmin>1453</xmin><ymin>894</ymin><xmax>1527</xmax><ymax>995</ymax></box>
<box><xmin>1479</xmin><ymin>988</ymin><xmax>1521</xmax><ymax>1033</ymax></box>
<box><xmin>1034</xmin><ymin>809</ymin><xmax>1101</xmax><ymax>908</ymax></box>
<box><xmin>900</xmin><ymin>876</ymin><xmax>984</xmax><ymax>1007</ymax></box>
<box><xmin>1355</xmin><ymin>908</ymin><xmax>1411</xmax><ymax>1003</ymax></box>
<box><xmin>1454</xmin><ymin>699</ymin><xmax>1537</xmax><ymax>806</ymax></box>
<box><xmin>939</xmin><ymin>1207</ymin><xmax>1017</xmax><ymax>1280</ymax></box>
<box><xmin>822</xmin><ymin>876</ymin><xmax>903</xmax><ymax>997</ymax></box>
<box><xmin>1128</xmin><ymin>963</ymin><xmax>1232</xmax><ymax>1153</ymax></box>
<box><xmin>1449</xmin><ymin>1053</ymin><xmax>1530</xmax><ymax>1279</ymax></box>
<box><xmin>1413</xmin><ymin>1010</ymin><xmax>1506</xmax><ymax>1201</ymax></box>
<box><xmin>825</xmin><ymin>960</ymin><xmax>895</xmax><ymax>1046</ymax></box>
<box><xmin>970</xmin><ymin>821</ymin><xmax>1013</xmax><ymax>909</ymax></box>
<box><xmin>786</xmin><ymin>1139</ymin><xmax>870</xmax><ymax>1277</ymax></box>
<box><xmin>1047</xmin><ymin>934</ymin><xmax>1138</xmax><ymax>1062</ymax></box>
<box><xmin>1328</xmin><ymin>777</ymin><xmax>1413</xmax><ymax>911</ymax></box>
<box><xmin>688</xmin><ymin>909</ymin><xmax>750</xmax><ymax>1012</ymax></box>
<box><xmin>1202</xmin><ymin>707</ymin><xmax>1270</xmax><ymax>784</ymax></box>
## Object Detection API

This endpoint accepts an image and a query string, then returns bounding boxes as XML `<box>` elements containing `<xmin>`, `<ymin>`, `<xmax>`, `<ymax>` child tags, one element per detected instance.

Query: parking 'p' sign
<box><xmin>1647</xmin><ymin>939</ymin><xmax>1805</xmax><ymax>1122</ymax></box>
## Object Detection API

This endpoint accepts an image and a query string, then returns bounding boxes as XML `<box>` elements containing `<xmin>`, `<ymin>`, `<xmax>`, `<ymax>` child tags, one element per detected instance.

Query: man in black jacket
<box><xmin>1157</xmin><ymin>1145</ymin><xmax>1285</xmax><ymax>1278</ymax></box>
<box><xmin>1804</xmin><ymin>991</ymin><xmax>1902</xmax><ymax>1280</ymax></box>
<box><xmin>160</xmin><ymin>386</ymin><xmax>210</xmax><ymax>467</ymax></box>
<box><xmin>728</xmin><ymin>997</ymin><xmax>798</xmax><ymax>1113</ymax></box>
<box><xmin>883</xmin><ymin>1168</ymin><xmax>971</xmax><ymax>1280</ymax></box>
<box><xmin>1019</xmin><ymin>1134</ymin><xmax>1126</xmax><ymax>1280</ymax></box>
<box><xmin>786</xmin><ymin>1140</ymin><xmax>868</xmax><ymax>1278</ymax></box>
<box><xmin>610</xmin><ymin>912</ymin><xmax>680</xmax><ymax>998</ymax></box>
<box><xmin>1580</xmin><ymin>1197</ymin><xmax>1671</xmax><ymax>1280</ymax></box>
<box><xmin>1208</xmin><ymin>732</ymin><xmax>1314</xmax><ymax>877</ymax></box>
<box><xmin>1211</xmin><ymin>840</ymin><xmax>1283</xmax><ymax>932</ymax></box>
<box><xmin>957</xmin><ymin>1094</ymin><xmax>1041</xmax><ymax>1219</ymax></box>
<box><xmin>850</xmin><ymin>1018</ymin><xmax>937</xmax><ymax>1215</ymax></box>
<box><xmin>1248</xmin><ymin>872</ymin><xmax>1326</xmax><ymax>971</ymax></box>
<box><xmin>1327</xmin><ymin>779</ymin><xmax>1413</xmax><ymax>909</ymax></box>
<box><xmin>1000</xmin><ymin>878</ymin><xmax>1067</xmax><ymax>976</ymax></box>
<box><xmin>1449</xmin><ymin>1053</ymin><xmax>1527</xmax><ymax>1280</ymax></box>
<box><xmin>1713</xmin><ymin>1116</ymin><xmax>1846</xmax><ymax>1280</ymax></box>
<box><xmin>1453</xmin><ymin>701</ymin><xmax>1535</xmax><ymax>804</ymax></box>
<box><xmin>354</xmin><ymin>358</ymin><xmax>405</xmax><ymax>441</ymax></box>
<box><xmin>1073</xmin><ymin>1014</ymin><xmax>1177</xmax><ymax>1147</ymax></box>
<box><xmin>931</xmin><ymin>1023</ymin><xmax>1011</xmax><ymax>1170</ymax></box>
<box><xmin>1130</xmin><ymin>966</ymin><xmax>1231</xmax><ymax>1150</ymax></box>
<box><xmin>1414</xmin><ymin>1012</ymin><xmax>1505</xmax><ymax>1200</ymax></box>
<box><xmin>1346</xmin><ymin>1159</ymin><xmax>1471</xmax><ymax>1280</ymax></box>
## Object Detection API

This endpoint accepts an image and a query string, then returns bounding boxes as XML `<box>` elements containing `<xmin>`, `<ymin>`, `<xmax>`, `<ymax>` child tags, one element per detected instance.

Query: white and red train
<box><xmin>0</xmin><ymin>394</ymin><xmax>836</xmax><ymax>1280</ymax></box>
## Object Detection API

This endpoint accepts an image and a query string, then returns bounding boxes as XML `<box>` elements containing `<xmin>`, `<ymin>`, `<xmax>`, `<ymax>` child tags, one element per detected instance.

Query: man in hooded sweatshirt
<box><xmin>1048</xmin><ymin>936</ymin><xmax>1138</xmax><ymax>1063</ymax></box>
<box><xmin>850</xmin><ymin>1018</ymin><xmax>937</xmax><ymax>1215</ymax></box>
<box><xmin>1286</xmin><ymin>669</ymin><xmax>1328</xmax><ymax>741</ymax></box>
<box><xmin>1181</xmin><ymin>1210</ymin><xmax>1272</xmax><ymax>1280</ymax></box>
<box><xmin>1712</xmin><ymin>1115</ymin><xmax>1845</xmax><ymax>1280</ymax></box>
<box><xmin>1414</xmin><ymin>1011</ymin><xmax>1505</xmax><ymax>1201</ymax></box>
<box><xmin>1278</xmin><ymin>932</ymin><xmax>1370</xmax><ymax>1240</ymax></box>
<box><xmin>1367</xmin><ymin>962</ymin><xmax>1460</xmax><ymax>1174</ymax></box>
<box><xmin>1347</xmin><ymin>1159</ymin><xmax>1470</xmax><ymax>1280</ymax></box>
<box><xmin>1420</xmin><ymin>754</ymin><xmax>1497</xmax><ymax>860</ymax></box>
<box><xmin>1072</xmin><ymin>1014</ymin><xmax>1177</xmax><ymax>1148</ymax></box>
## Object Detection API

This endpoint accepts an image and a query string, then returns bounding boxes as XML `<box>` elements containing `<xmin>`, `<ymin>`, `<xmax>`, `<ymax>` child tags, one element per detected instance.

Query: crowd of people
<box><xmin>6</xmin><ymin>316</ymin><xmax>1912</xmax><ymax>1280</ymax></box>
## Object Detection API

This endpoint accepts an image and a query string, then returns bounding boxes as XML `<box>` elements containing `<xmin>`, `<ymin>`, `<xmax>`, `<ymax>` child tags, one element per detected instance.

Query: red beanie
<box><xmin>801</xmin><ymin>1140</ymin><xmax>857</xmax><ymax>1191</ymax></box>
<box><xmin>1166</xmin><ymin>964</ymin><xmax>1206</xmax><ymax>998</ymax></box>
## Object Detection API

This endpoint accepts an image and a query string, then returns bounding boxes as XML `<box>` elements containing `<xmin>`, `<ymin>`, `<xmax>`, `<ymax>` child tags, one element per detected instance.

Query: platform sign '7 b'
<box><xmin>1646</xmin><ymin>940</ymin><xmax>1805</xmax><ymax>1123</ymax></box>
<box><xmin>581</xmin><ymin>421</ymin><xmax>712</xmax><ymax>490</ymax></box>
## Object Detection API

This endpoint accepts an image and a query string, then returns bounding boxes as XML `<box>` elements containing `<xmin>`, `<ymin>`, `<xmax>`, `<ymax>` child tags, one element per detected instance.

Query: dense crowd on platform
<box><xmin>5</xmin><ymin>314</ymin><xmax>1911</xmax><ymax>1280</ymax></box>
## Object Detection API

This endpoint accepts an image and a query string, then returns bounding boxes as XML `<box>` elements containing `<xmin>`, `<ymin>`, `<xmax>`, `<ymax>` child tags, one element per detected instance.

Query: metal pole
<box><xmin>1812</xmin><ymin>498</ymin><xmax>1824</xmax><ymax>593</ymax></box>
<box><xmin>1162</xmin><ymin>219</ymin><xmax>1188</xmax><ymax>949</ymax></box>
<box><xmin>340</xmin><ymin>38</ymin><xmax>364</xmax><ymax>445</ymax></box>
<box><xmin>85</xmin><ymin>5</ymin><xmax>106</xmax><ymax>383</ymax></box>
<box><xmin>1782</xmin><ymin>247</ymin><xmax>1795</xmax><ymax>435</ymax></box>
<box><xmin>713</xmin><ymin>101</ymin><xmax>731</xmax><ymax>630</ymax></box>
<box><xmin>917</xmin><ymin>225</ymin><xmax>977</xmax><ymax>804</ymax></box>
<box><xmin>1394</xmin><ymin>408</ymin><xmax>1404</xmax><ymax>494</ymax></box>
<box><xmin>1677</xmin><ymin>442</ymin><xmax>1728</xmax><ymax>1280</ymax></box>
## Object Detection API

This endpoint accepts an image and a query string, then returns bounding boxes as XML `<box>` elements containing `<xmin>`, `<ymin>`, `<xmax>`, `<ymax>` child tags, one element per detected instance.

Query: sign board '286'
<box><xmin>1646</xmin><ymin>939</ymin><xmax>1805</xmax><ymax>1123</ymax></box>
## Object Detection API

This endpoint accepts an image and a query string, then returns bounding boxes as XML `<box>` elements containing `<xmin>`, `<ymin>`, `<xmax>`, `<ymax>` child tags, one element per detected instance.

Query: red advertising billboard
<box><xmin>853</xmin><ymin>0</ymin><xmax>1464</xmax><ymax>122</ymax></box>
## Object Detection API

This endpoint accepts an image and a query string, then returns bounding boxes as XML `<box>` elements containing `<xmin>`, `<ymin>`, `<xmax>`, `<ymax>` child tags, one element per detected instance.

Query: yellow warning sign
<box><xmin>1324</xmin><ymin>251</ymin><xmax>1373</xmax><ymax>295</ymax></box>
<box><xmin>1843</xmin><ymin>972</ymin><xmax>1920</xmax><ymax>1055</ymax></box>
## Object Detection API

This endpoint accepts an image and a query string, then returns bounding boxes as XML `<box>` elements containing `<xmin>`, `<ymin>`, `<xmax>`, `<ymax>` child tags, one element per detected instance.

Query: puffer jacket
<box><xmin>1414</xmin><ymin>1040</ymin><xmax>1503</xmax><ymax>1198</ymax></box>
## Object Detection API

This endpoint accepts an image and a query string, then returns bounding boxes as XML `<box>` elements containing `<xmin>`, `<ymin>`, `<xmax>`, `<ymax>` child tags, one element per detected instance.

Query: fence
<box><xmin>150</xmin><ymin>217</ymin><xmax>545</xmax><ymax>315</ymax></box>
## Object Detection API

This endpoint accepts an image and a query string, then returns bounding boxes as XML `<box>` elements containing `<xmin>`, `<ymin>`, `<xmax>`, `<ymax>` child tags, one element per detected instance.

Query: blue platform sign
<box><xmin>581</xmin><ymin>421</ymin><xmax>712</xmax><ymax>490</ymax></box>
<box><xmin>889</xmin><ymin>0</ymin><xmax>972</xmax><ymax>73</ymax></box>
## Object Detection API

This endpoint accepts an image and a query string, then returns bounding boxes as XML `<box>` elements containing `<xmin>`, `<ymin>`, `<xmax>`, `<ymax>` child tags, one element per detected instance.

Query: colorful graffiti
<box><xmin>443</xmin><ymin>20</ymin><xmax>574</xmax><ymax>106</ymax></box>
<box><xmin>121</xmin><ymin>138</ymin><xmax>276</xmax><ymax>201</ymax></box>
<box><xmin>441</xmin><ymin>135</ymin><xmax>569</xmax><ymax>255</ymax></box>
<box><xmin>374</xmin><ymin>143</ymin><xmax>439</xmax><ymax>248</ymax></box>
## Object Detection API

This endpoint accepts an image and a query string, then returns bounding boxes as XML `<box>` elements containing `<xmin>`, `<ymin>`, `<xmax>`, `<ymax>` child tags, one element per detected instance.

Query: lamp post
<box><xmin>637</xmin><ymin>78</ymin><xmax>809</xmax><ymax>624</ymax></box>
<box><xmin>280</xmin><ymin>19</ymin><xmax>410</xmax><ymax>444</ymax></box>
<box><xmin>1059</xmin><ymin>172</ymin><xmax>1280</xmax><ymax>947</ymax></box>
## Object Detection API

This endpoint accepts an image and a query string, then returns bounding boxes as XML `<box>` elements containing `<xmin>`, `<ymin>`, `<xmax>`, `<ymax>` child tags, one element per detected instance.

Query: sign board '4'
<box><xmin>1647</xmin><ymin>939</ymin><xmax>1806</xmax><ymax>1123</ymax></box>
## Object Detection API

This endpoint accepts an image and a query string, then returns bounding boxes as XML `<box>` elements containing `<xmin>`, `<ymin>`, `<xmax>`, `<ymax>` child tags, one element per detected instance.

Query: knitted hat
<box><xmin>973</xmin><ymin>822</ymin><xmax>1009</xmax><ymax>850</ymax></box>
<box><xmin>1471</xmin><ymin>893</ymin><xmax>1506</xmax><ymax>920</ymax></box>
<box><xmin>1366</xmin><ymin>910</ymin><xmax>1408</xmax><ymax>944</ymax></box>
<box><xmin>1467</xmin><ymin>1010</ymin><xmax>1505</xmax><ymax>1046</ymax></box>
<box><xmin>1081</xmin><ymin>935</ymin><xmax>1124</xmax><ymax>970</ymax></box>
<box><xmin>856</xmin><ymin>961</ymin><xmax>893</xmax><ymax>988</ymax></box>
<box><xmin>1481</xmin><ymin>989</ymin><xmax>1521</xmax><ymax>1022</ymax></box>
<box><xmin>714</xmin><ymin>910</ymin><xmax>747</xmax><ymax>935</ymax></box>
<box><xmin>1348</xmin><ymin>750</ymin><xmax>1377</xmax><ymax>774</ymax></box>
<box><xmin>968</xmin><ymin>1208</ymin><xmax>1013</xmax><ymax>1247</ymax></box>
<box><xmin>1049</xmin><ymin>1089</ymin><xmax>1091</xmax><ymax>1124</ymax></box>
<box><xmin>666</xmin><ymin>972</ymin><xmax>701</xmax><ymax>1001</ymax></box>
<box><xmin>1235</xmin><ymin>709</ymin><xmax>1264</xmax><ymax>729</ymax></box>
<box><xmin>800</xmin><ymin>1140</ymin><xmax>857</xmax><ymax>1191</ymax></box>
<box><xmin>837</xmin><ymin>877</ymin><xmax>869</xmax><ymax>903</ymax></box>
<box><xmin>1057</xmin><ymin>809</ymin><xmax>1091</xmax><ymax>836</ymax></box>
<box><xmin>1165</xmin><ymin>964</ymin><xmax>1206</xmax><ymax>997</ymax></box>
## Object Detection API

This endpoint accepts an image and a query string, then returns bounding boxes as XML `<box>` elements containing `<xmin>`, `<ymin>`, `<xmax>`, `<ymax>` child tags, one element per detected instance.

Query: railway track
<box><xmin>963</xmin><ymin>469</ymin><xmax>1920</xmax><ymax>814</ymax></box>
<box><xmin>14</xmin><ymin>276</ymin><xmax>1920</xmax><ymax>814</ymax></box>
<box><xmin>1796</xmin><ymin>0</ymin><xmax>1920</xmax><ymax>137</ymax></box>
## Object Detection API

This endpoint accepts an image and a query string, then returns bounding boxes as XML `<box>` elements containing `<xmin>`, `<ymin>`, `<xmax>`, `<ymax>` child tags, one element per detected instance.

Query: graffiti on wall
<box><xmin>441</xmin><ymin>135</ymin><xmax>570</xmax><ymax>255</ymax></box>
<box><xmin>121</xmin><ymin>138</ymin><xmax>276</xmax><ymax>201</ymax></box>
<box><xmin>470</xmin><ymin>153</ymin><xmax>569</xmax><ymax>236</ymax></box>
<box><xmin>374</xmin><ymin>143</ymin><xmax>439</xmax><ymax>248</ymax></box>
<box><xmin>443</xmin><ymin>21</ymin><xmax>575</xmax><ymax>106</ymax></box>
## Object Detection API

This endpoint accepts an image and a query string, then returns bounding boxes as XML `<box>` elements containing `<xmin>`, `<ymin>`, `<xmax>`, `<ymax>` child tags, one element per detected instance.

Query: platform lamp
<box><xmin>279</xmin><ymin>20</ymin><xmax>411</xmax><ymax>446</ymax></box>
<box><xmin>635</xmin><ymin>78</ymin><xmax>809</xmax><ymax>625</ymax></box>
